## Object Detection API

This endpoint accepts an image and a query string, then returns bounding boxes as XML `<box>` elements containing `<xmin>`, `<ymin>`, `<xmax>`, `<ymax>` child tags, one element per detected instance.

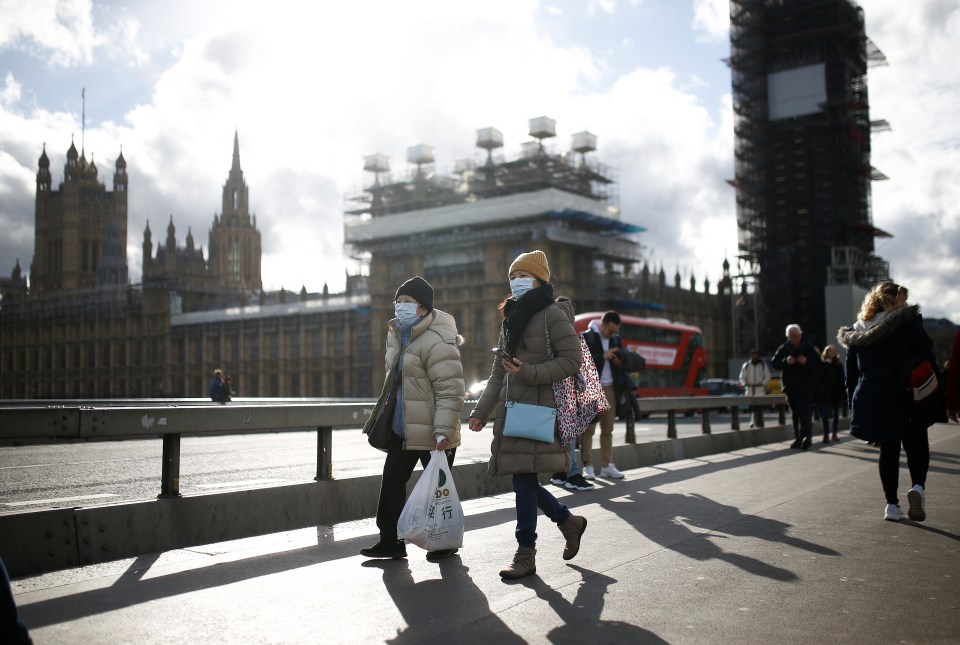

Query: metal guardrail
<box><xmin>0</xmin><ymin>395</ymin><xmax>788</xmax><ymax>497</ymax></box>
<box><xmin>0</xmin><ymin>395</ymin><xmax>791</xmax><ymax>577</ymax></box>
<box><xmin>0</xmin><ymin>401</ymin><xmax>377</xmax><ymax>496</ymax></box>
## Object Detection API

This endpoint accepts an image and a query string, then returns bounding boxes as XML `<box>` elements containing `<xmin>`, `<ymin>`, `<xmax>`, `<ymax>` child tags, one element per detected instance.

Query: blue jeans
<box><xmin>513</xmin><ymin>473</ymin><xmax>571</xmax><ymax>548</ymax></box>
<box><xmin>567</xmin><ymin>439</ymin><xmax>580</xmax><ymax>477</ymax></box>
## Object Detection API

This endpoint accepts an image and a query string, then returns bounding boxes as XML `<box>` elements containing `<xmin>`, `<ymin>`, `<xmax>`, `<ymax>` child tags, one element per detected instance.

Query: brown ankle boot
<box><xmin>499</xmin><ymin>546</ymin><xmax>536</xmax><ymax>579</ymax></box>
<box><xmin>559</xmin><ymin>514</ymin><xmax>587</xmax><ymax>560</ymax></box>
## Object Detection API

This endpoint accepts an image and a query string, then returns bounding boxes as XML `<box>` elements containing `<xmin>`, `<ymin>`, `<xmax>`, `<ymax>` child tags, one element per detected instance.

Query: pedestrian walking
<box><xmin>837</xmin><ymin>282</ymin><xmax>946</xmax><ymax>522</ymax></box>
<box><xmin>772</xmin><ymin>324</ymin><xmax>821</xmax><ymax>449</ymax></box>
<box><xmin>360</xmin><ymin>276</ymin><xmax>466</xmax><ymax>561</ymax></box>
<box><xmin>580</xmin><ymin>311</ymin><xmax>634</xmax><ymax>479</ymax></box>
<box><xmin>739</xmin><ymin>349</ymin><xmax>771</xmax><ymax>427</ymax></box>
<box><xmin>815</xmin><ymin>345</ymin><xmax>845</xmax><ymax>442</ymax></box>
<box><xmin>468</xmin><ymin>250</ymin><xmax>588</xmax><ymax>580</ymax></box>
<box><xmin>209</xmin><ymin>368</ymin><xmax>225</xmax><ymax>402</ymax></box>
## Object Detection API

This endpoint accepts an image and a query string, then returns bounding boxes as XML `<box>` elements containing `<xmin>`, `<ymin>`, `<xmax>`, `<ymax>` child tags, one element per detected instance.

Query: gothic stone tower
<box><xmin>31</xmin><ymin>141</ymin><xmax>128</xmax><ymax>294</ymax></box>
<box><xmin>208</xmin><ymin>131</ymin><xmax>262</xmax><ymax>291</ymax></box>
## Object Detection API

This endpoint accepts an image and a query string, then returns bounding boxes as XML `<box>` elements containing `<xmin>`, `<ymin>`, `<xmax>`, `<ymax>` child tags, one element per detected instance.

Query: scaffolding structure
<box><xmin>346</xmin><ymin>122</ymin><xmax>618</xmax><ymax>220</ymax></box>
<box><xmin>729</xmin><ymin>0</ymin><xmax>891</xmax><ymax>350</ymax></box>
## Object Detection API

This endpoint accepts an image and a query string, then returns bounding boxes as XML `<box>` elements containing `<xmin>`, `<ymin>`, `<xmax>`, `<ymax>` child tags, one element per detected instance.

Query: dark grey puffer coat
<box><xmin>837</xmin><ymin>304</ymin><xmax>945</xmax><ymax>442</ymax></box>
<box><xmin>470</xmin><ymin>300</ymin><xmax>582</xmax><ymax>475</ymax></box>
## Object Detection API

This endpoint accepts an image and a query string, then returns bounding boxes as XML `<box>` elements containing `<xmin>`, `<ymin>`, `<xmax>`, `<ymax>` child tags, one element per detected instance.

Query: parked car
<box><xmin>703</xmin><ymin>378</ymin><xmax>748</xmax><ymax>413</ymax></box>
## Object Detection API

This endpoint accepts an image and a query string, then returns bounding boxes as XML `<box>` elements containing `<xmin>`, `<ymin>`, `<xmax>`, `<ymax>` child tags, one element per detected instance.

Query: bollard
<box><xmin>667</xmin><ymin>410</ymin><xmax>677</xmax><ymax>439</ymax></box>
<box><xmin>159</xmin><ymin>433</ymin><xmax>181</xmax><ymax>498</ymax></box>
<box><xmin>701</xmin><ymin>407</ymin><xmax>712</xmax><ymax>435</ymax></box>
<box><xmin>316</xmin><ymin>426</ymin><xmax>333</xmax><ymax>481</ymax></box>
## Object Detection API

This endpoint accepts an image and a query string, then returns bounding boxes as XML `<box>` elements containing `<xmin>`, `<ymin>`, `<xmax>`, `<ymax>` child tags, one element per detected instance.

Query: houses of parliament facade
<box><xmin>0</xmin><ymin>121</ymin><xmax>735</xmax><ymax>400</ymax></box>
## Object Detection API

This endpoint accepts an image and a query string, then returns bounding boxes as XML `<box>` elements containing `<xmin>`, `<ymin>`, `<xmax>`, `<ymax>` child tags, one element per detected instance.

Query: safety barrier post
<box><xmin>159</xmin><ymin>433</ymin><xmax>181</xmax><ymax>498</ymax></box>
<box><xmin>316</xmin><ymin>426</ymin><xmax>332</xmax><ymax>481</ymax></box>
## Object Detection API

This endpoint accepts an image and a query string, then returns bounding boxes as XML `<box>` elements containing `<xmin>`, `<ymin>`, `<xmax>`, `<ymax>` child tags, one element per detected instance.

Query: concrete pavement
<box><xmin>12</xmin><ymin>423</ymin><xmax>960</xmax><ymax>644</ymax></box>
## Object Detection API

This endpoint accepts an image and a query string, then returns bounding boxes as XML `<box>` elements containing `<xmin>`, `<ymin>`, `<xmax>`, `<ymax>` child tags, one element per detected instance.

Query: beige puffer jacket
<box><xmin>366</xmin><ymin>308</ymin><xmax>465</xmax><ymax>450</ymax></box>
<box><xmin>470</xmin><ymin>300</ymin><xmax>582</xmax><ymax>475</ymax></box>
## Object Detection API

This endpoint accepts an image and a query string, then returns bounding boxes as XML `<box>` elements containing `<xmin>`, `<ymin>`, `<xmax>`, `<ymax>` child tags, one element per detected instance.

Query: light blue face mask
<box><xmin>394</xmin><ymin>301</ymin><xmax>420</xmax><ymax>326</ymax></box>
<box><xmin>509</xmin><ymin>277</ymin><xmax>535</xmax><ymax>299</ymax></box>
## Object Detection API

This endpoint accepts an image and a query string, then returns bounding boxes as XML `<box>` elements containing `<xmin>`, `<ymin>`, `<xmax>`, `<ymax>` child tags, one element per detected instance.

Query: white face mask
<box><xmin>510</xmin><ymin>277</ymin><xmax>535</xmax><ymax>299</ymax></box>
<box><xmin>394</xmin><ymin>301</ymin><xmax>420</xmax><ymax>326</ymax></box>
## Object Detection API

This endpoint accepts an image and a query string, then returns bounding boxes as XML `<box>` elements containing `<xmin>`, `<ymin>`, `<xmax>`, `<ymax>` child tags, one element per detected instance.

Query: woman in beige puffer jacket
<box><xmin>360</xmin><ymin>276</ymin><xmax>465</xmax><ymax>562</ymax></box>
<box><xmin>468</xmin><ymin>250</ymin><xmax>589</xmax><ymax>580</ymax></box>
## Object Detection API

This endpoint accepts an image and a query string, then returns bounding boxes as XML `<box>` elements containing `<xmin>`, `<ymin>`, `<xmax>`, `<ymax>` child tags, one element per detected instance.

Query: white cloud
<box><xmin>0</xmin><ymin>0</ymin><xmax>100</xmax><ymax>66</ymax></box>
<box><xmin>691</xmin><ymin>0</ymin><xmax>729</xmax><ymax>43</ymax></box>
<box><xmin>0</xmin><ymin>72</ymin><xmax>21</xmax><ymax>106</ymax></box>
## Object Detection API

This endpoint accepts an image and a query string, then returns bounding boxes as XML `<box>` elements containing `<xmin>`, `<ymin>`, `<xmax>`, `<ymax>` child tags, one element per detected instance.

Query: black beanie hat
<box><xmin>395</xmin><ymin>276</ymin><xmax>434</xmax><ymax>311</ymax></box>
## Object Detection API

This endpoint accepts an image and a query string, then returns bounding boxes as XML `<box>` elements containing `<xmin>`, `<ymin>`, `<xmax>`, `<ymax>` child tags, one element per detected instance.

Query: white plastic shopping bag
<box><xmin>397</xmin><ymin>450</ymin><xmax>464</xmax><ymax>551</ymax></box>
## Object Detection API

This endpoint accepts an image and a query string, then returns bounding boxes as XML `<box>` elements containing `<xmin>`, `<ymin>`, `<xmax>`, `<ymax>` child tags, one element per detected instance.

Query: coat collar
<box><xmin>837</xmin><ymin>304</ymin><xmax>919</xmax><ymax>349</ymax></box>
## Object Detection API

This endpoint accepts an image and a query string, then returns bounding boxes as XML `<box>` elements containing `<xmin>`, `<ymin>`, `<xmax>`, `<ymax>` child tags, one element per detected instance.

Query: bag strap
<box><xmin>508</xmin><ymin>309</ymin><xmax>556</xmax><ymax>401</ymax></box>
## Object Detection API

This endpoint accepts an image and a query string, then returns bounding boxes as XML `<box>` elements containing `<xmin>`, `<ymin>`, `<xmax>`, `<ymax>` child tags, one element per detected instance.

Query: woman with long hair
<box><xmin>468</xmin><ymin>250</ymin><xmax>588</xmax><ymax>579</ymax></box>
<box><xmin>838</xmin><ymin>282</ymin><xmax>946</xmax><ymax>522</ymax></box>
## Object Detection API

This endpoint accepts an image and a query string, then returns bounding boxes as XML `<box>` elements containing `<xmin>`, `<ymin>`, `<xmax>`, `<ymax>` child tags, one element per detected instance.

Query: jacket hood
<box><xmin>554</xmin><ymin>298</ymin><xmax>576</xmax><ymax>324</ymax></box>
<box><xmin>837</xmin><ymin>304</ymin><xmax>919</xmax><ymax>350</ymax></box>
<box><xmin>426</xmin><ymin>308</ymin><xmax>464</xmax><ymax>346</ymax></box>
<box><xmin>588</xmin><ymin>318</ymin><xmax>602</xmax><ymax>334</ymax></box>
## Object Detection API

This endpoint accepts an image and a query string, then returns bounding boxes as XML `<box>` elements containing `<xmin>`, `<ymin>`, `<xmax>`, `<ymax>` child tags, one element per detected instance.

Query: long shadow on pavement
<box><xmin>360</xmin><ymin>557</ymin><xmax>526</xmax><ymax>645</ymax></box>
<box><xmin>16</xmin><ymin>441</ymin><xmax>844</xmax><ymax>629</ymax></box>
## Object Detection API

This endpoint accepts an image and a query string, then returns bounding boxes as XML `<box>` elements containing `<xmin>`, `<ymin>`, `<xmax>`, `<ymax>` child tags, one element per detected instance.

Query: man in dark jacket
<box><xmin>581</xmin><ymin>311</ymin><xmax>643</xmax><ymax>479</ymax></box>
<box><xmin>772</xmin><ymin>323</ymin><xmax>821</xmax><ymax>450</ymax></box>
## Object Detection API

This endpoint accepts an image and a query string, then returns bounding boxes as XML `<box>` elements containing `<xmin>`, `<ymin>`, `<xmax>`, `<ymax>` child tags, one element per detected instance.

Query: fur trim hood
<box><xmin>837</xmin><ymin>304</ymin><xmax>919</xmax><ymax>350</ymax></box>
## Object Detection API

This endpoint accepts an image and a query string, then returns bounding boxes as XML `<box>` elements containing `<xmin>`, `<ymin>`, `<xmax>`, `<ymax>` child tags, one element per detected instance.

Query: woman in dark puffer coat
<box><xmin>838</xmin><ymin>282</ymin><xmax>946</xmax><ymax>523</ymax></box>
<box><xmin>469</xmin><ymin>250</ymin><xmax>588</xmax><ymax>580</ymax></box>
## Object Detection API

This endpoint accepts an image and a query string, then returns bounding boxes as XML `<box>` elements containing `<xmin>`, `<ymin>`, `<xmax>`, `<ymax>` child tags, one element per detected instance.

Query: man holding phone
<box><xmin>580</xmin><ymin>311</ymin><xmax>627</xmax><ymax>480</ymax></box>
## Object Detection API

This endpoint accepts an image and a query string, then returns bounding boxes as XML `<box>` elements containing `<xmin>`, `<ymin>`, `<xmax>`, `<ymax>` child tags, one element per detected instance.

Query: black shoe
<box><xmin>564</xmin><ymin>474</ymin><xmax>595</xmax><ymax>491</ymax></box>
<box><xmin>550</xmin><ymin>472</ymin><xmax>568</xmax><ymax>486</ymax></box>
<box><xmin>790</xmin><ymin>439</ymin><xmax>802</xmax><ymax>449</ymax></box>
<box><xmin>801</xmin><ymin>437</ymin><xmax>811</xmax><ymax>450</ymax></box>
<box><xmin>426</xmin><ymin>548</ymin><xmax>459</xmax><ymax>562</ymax></box>
<box><xmin>360</xmin><ymin>540</ymin><xmax>407</xmax><ymax>559</ymax></box>
<box><xmin>822</xmin><ymin>437</ymin><xmax>830</xmax><ymax>444</ymax></box>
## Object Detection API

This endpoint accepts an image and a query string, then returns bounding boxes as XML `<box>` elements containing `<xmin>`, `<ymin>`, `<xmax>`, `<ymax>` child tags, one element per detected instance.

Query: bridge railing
<box><xmin>0</xmin><ymin>395</ymin><xmax>788</xmax><ymax>497</ymax></box>
<box><xmin>0</xmin><ymin>395</ymin><xmax>789</xmax><ymax>577</ymax></box>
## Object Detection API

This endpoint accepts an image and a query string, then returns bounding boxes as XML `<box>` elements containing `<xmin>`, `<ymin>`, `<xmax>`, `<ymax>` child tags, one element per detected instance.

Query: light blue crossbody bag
<box><xmin>502</xmin><ymin>373</ymin><xmax>557</xmax><ymax>443</ymax></box>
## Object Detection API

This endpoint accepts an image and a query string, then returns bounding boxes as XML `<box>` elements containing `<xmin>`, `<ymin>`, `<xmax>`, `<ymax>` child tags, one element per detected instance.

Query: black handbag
<box><xmin>365</xmin><ymin>370</ymin><xmax>401</xmax><ymax>452</ymax></box>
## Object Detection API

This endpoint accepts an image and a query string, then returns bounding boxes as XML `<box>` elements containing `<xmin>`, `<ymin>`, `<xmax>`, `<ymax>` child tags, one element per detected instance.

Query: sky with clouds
<box><xmin>0</xmin><ymin>0</ymin><xmax>957</xmax><ymax>322</ymax></box>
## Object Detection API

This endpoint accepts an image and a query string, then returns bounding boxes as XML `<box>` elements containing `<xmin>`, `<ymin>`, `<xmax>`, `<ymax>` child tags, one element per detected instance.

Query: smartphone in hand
<box><xmin>492</xmin><ymin>347</ymin><xmax>514</xmax><ymax>362</ymax></box>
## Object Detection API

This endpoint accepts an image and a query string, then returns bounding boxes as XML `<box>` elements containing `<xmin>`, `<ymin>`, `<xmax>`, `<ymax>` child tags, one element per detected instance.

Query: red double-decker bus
<box><xmin>573</xmin><ymin>312</ymin><xmax>707</xmax><ymax>397</ymax></box>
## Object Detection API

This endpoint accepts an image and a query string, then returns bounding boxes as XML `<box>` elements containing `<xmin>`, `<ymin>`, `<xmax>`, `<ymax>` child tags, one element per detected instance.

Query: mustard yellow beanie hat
<box><xmin>508</xmin><ymin>250</ymin><xmax>550</xmax><ymax>282</ymax></box>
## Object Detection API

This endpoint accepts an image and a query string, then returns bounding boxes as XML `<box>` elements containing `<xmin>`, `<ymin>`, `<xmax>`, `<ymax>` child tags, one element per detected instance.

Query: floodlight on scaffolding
<box><xmin>571</xmin><ymin>131</ymin><xmax>597</xmax><ymax>154</ymax></box>
<box><xmin>476</xmin><ymin>127</ymin><xmax>504</xmax><ymax>151</ymax></box>
<box><xmin>477</xmin><ymin>127</ymin><xmax>504</xmax><ymax>164</ymax></box>
<box><xmin>363</xmin><ymin>153</ymin><xmax>390</xmax><ymax>186</ymax></box>
<box><xmin>528</xmin><ymin>116</ymin><xmax>557</xmax><ymax>140</ymax></box>
<box><xmin>406</xmin><ymin>144</ymin><xmax>435</xmax><ymax>165</ymax></box>
<box><xmin>363</xmin><ymin>153</ymin><xmax>390</xmax><ymax>173</ymax></box>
